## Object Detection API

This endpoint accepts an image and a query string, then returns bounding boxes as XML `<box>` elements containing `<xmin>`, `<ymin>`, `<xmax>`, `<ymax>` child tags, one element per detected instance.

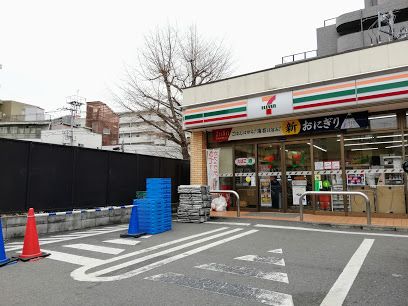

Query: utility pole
<box><xmin>65</xmin><ymin>94</ymin><xmax>85</xmax><ymax>146</ymax></box>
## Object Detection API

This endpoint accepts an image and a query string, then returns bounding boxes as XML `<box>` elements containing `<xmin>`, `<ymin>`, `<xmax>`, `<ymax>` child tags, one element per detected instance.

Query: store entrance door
<box><xmin>257</xmin><ymin>143</ymin><xmax>283</xmax><ymax>211</ymax></box>
<box><xmin>285</xmin><ymin>142</ymin><xmax>313</xmax><ymax>211</ymax></box>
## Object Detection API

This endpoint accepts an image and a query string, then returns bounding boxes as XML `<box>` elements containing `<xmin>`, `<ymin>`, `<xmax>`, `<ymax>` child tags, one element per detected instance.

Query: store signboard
<box><xmin>206</xmin><ymin>149</ymin><xmax>220</xmax><ymax>191</ymax></box>
<box><xmin>247</xmin><ymin>92</ymin><xmax>293</xmax><ymax>119</ymax></box>
<box><xmin>299</xmin><ymin>112</ymin><xmax>368</xmax><ymax>134</ymax></box>
<box><xmin>235</xmin><ymin>157</ymin><xmax>256</xmax><ymax>166</ymax></box>
<box><xmin>213</xmin><ymin>120</ymin><xmax>301</xmax><ymax>142</ymax></box>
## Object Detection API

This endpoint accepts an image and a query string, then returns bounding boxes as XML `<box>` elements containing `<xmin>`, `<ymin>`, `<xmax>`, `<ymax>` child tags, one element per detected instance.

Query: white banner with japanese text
<box><xmin>206</xmin><ymin>149</ymin><xmax>220</xmax><ymax>191</ymax></box>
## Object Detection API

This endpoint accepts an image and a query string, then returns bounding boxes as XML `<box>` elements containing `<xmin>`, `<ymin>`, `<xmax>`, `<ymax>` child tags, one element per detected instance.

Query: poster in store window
<box><xmin>206</xmin><ymin>149</ymin><xmax>220</xmax><ymax>191</ymax></box>
<box><xmin>260</xmin><ymin>178</ymin><xmax>272</xmax><ymax>206</ymax></box>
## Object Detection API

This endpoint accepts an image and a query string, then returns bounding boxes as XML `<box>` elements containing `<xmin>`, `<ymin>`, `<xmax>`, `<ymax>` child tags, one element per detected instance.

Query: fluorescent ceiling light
<box><xmin>343</xmin><ymin>136</ymin><xmax>374</xmax><ymax>141</ymax></box>
<box><xmin>307</xmin><ymin>142</ymin><xmax>327</xmax><ymax>152</ymax></box>
<box><xmin>385</xmin><ymin>144</ymin><xmax>408</xmax><ymax>149</ymax></box>
<box><xmin>345</xmin><ymin>140</ymin><xmax>402</xmax><ymax>147</ymax></box>
<box><xmin>368</xmin><ymin>114</ymin><xmax>396</xmax><ymax>120</ymax></box>
<box><xmin>351</xmin><ymin>147</ymin><xmax>379</xmax><ymax>151</ymax></box>
<box><xmin>376</xmin><ymin>134</ymin><xmax>402</xmax><ymax>139</ymax></box>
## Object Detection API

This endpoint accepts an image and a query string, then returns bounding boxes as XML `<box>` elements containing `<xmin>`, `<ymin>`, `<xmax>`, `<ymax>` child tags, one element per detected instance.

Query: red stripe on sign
<box><xmin>184</xmin><ymin>119</ymin><xmax>204</xmax><ymax>125</ymax></box>
<box><xmin>358</xmin><ymin>89</ymin><xmax>408</xmax><ymax>101</ymax></box>
<box><xmin>204</xmin><ymin>113</ymin><xmax>247</xmax><ymax>123</ymax></box>
<box><xmin>294</xmin><ymin>97</ymin><xmax>356</xmax><ymax>110</ymax></box>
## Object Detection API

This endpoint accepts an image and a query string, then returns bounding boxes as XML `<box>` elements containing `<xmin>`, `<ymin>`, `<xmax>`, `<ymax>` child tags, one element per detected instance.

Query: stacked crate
<box><xmin>177</xmin><ymin>185</ymin><xmax>211</xmax><ymax>223</ymax></box>
<box><xmin>137</xmin><ymin>178</ymin><xmax>172</xmax><ymax>234</ymax></box>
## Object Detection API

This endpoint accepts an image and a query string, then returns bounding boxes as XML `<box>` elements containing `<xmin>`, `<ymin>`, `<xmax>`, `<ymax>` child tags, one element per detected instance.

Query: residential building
<box><xmin>182</xmin><ymin>0</ymin><xmax>408</xmax><ymax>217</ymax></box>
<box><xmin>112</xmin><ymin>111</ymin><xmax>183</xmax><ymax>159</ymax></box>
<box><xmin>0</xmin><ymin>100</ymin><xmax>50</xmax><ymax>140</ymax></box>
<box><xmin>86</xmin><ymin>101</ymin><xmax>119</xmax><ymax>146</ymax></box>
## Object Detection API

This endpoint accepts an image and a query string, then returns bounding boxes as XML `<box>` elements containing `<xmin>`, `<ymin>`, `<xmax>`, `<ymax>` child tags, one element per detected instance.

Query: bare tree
<box><xmin>117</xmin><ymin>25</ymin><xmax>232</xmax><ymax>159</ymax></box>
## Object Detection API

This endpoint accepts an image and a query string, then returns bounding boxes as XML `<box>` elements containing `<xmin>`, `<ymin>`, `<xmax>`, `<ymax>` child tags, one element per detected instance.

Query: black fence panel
<box><xmin>0</xmin><ymin>138</ymin><xmax>190</xmax><ymax>214</ymax></box>
<box><xmin>0</xmin><ymin>139</ymin><xmax>29</xmax><ymax>213</ymax></box>
<box><xmin>107</xmin><ymin>152</ymin><xmax>139</xmax><ymax>205</ymax></box>
<box><xmin>74</xmin><ymin>148</ymin><xmax>110</xmax><ymax>208</ymax></box>
<box><xmin>27</xmin><ymin>142</ymin><xmax>74</xmax><ymax>211</ymax></box>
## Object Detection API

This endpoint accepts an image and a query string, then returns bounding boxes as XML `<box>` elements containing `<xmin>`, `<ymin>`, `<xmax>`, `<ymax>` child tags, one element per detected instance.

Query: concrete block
<box><xmin>95</xmin><ymin>217</ymin><xmax>110</xmax><ymax>227</ymax></box>
<box><xmin>5</xmin><ymin>216</ymin><xmax>27</xmax><ymax>227</ymax></box>
<box><xmin>81</xmin><ymin>211</ymin><xmax>96</xmax><ymax>220</ymax></box>
<box><xmin>82</xmin><ymin>219</ymin><xmax>96</xmax><ymax>229</ymax></box>
<box><xmin>35</xmin><ymin>215</ymin><xmax>48</xmax><ymax>225</ymax></box>
<box><xmin>71</xmin><ymin>214</ymin><xmax>82</xmax><ymax>230</ymax></box>
<box><xmin>47</xmin><ymin>215</ymin><xmax>67</xmax><ymax>223</ymax></box>
<box><xmin>47</xmin><ymin>222</ymin><xmax>68</xmax><ymax>233</ymax></box>
<box><xmin>95</xmin><ymin>210</ymin><xmax>109</xmax><ymax>218</ymax></box>
<box><xmin>109</xmin><ymin>215</ymin><xmax>122</xmax><ymax>224</ymax></box>
<box><xmin>36</xmin><ymin>223</ymin><xmax>48</xmax><ymax>235</ymax></box>
<box><xmin>5</xmin><ymin>225</ymin><xmax>26</xmax><ymax>239</ymax></box>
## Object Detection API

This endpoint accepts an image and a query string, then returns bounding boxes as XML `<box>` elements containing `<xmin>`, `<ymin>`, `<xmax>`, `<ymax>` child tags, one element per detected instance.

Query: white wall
<box><xmin>41</xmin><ymin>128</ymin><xmax>102</xmax><ymax>149</ymax></box>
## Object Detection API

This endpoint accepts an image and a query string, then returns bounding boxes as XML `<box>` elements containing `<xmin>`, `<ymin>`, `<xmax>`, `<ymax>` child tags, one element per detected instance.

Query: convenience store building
<box><xmin>182</xmin><ymin>39</ymin><xmax>408</xmax><ymax>217</ymax></box>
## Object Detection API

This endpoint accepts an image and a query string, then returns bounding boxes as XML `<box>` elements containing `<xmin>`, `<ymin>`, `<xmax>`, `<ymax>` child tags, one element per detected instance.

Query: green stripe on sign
<box><xmin>184</xmin><ymin>113</ymin><xmax>203</xmax><ymax>120</ymax></box>
<box><xmin>293</xmin><ymin>89</ymin><xmax>356</xmax><ymax>104</ymax></box>
<box><xmin>203</xmin><ymin>107</ymin><xmax>246</xmax><ymax>118</ymax></box>
<box><xmin>357</xmin><ymin>80</ymin><xmax>408</xmax><ymax>95</ymax></box>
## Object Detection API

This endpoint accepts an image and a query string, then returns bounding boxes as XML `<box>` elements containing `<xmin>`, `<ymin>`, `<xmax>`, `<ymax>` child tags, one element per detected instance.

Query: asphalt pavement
<box><xmin>1</xmin><ymin>219</ymin><xmax>408</xmax><ymax>306</ymax></box>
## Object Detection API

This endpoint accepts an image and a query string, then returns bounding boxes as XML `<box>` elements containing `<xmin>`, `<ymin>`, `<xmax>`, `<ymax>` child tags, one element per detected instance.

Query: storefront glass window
<box><xmin>369</xmin><ymin>113</ymin><xmax>397</xmax><ymax>130</ymax></box>
<box><xmin>344</xmin><ymin>132</ymin><xmax>405</xmax><ymax>214</ymax></box>
<box><xmin>285</xmin><ymin>142</ymin><xmax>312</xmax><ymax>210</ymax></box>
<box><xmin>258</xmin><ymin>144</ymin><xmax>282</xmax><ymax>210</ymax></box>
<box><xmin>313</xmin><ymin>136</ymin><xmax>343</xmax><ymax>211</ymax></box>
<box><xmin>219</xmin><ymin>147</ymin><xmax>234</xmax><ymax>208</ymax></box>
<box><xmin>234</xmin><ymin>144</ymin><xmax>257</xmax><ymax>209</ymax></box>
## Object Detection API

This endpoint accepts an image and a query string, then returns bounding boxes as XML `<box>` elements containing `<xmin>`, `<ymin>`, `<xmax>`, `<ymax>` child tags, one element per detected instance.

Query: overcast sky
<box><xmin>0</xmin><ymin>0</ymin><xmax>364</xmax><ymax>116</ymax></box>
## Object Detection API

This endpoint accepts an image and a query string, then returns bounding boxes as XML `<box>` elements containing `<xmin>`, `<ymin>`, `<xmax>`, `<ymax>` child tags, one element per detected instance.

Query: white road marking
<box><xmin>206</xmin><ymin>221</ymin><xmax>251</xmax><ymax>226</ymax></box>
<box><xmin>71</xmin><ymin>229</ymin><xmax>258</xmax><ymax>282</ymax></box>
<box><xmin>44</xmin><ymin>250</ymin><xmax>104</xmax><ymax>266</ymax></box>
<box><xmin>64</xmin><ymin>244</ymin><xmax>124</xmax><ymax>255</ymax></box>
<box><xmin>255</xmin><ymin>224</ymin><xmax>408</xmax><ymax>238</ymax></box>
<box><xmin>195</xmin><ymin>263</ymin><xmax>289</xmax><ymax>283</ymax></box>
<box><xmin>320</xmin><ymin>239</ymin><xmax>375</xmax><ymax>306</ymax></box>
<box><xmin>86</xmin><ymin>228</ymin><xmax>243</xmax><ymax>278</ymax></box>
<box><xmin>269</xmin><ymin>249</ymin><xmax>283</xmax><ymax>254</ymax></box>
<box><xmin>140</xmin><ymin>235</ymin><xmax>152</xmax><ymax>239</ymax></box>
<box><xmin>145</xmin><ymin>272</ymin><xmax>293</xmax><ymax>306</ymax></box>
<box><xmin>4</xmin><ymin>225</ymin><xmax>129</xmax><ymax>252</ymax></box>
<box><xmin>235</xmin><ymin>255</ymin><xmax>285</xmax><ymax>266</ymax></box>
<box><xmin>103</xmin><ymin>239</ymin><xmax>140</xmax><ymax>246</ymax></box>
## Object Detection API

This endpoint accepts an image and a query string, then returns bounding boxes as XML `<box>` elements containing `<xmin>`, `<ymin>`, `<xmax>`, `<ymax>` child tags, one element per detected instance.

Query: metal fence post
<box><xmin>299</xmin><ymin>191</ymin><xmax>371</xmax><ymax>225</ymax></box>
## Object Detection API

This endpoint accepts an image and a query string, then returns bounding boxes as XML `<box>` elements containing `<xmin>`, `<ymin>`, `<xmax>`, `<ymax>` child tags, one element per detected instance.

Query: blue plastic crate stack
<box><xmin>136</xmin><ymin>178</ymin><xmax>172</xmax><ymax>234</ymax></box>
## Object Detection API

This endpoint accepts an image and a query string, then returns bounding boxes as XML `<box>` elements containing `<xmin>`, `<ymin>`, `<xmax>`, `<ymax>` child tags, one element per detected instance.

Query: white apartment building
<box><xmin>116</xmin><ymin>111</ymin><xmax>183</xmax><ymax>159</ymax></box>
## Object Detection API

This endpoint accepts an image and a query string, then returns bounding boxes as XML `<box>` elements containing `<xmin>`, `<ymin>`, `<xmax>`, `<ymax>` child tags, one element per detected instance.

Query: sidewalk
<box><xmin>210</xmin><ymin>210</ymin><xmax>408</xmax><ymax>230</ymax></box>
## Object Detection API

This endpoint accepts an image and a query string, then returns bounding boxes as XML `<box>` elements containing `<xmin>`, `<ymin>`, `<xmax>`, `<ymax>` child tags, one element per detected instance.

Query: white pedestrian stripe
<box><xmin>140</xmin><ymin>235</ymin><xmax>152</xmax><ymax>239</ymax></box>
<box><xmin>103</xmin><ymin>239</ymin><xmax>140</xmax><ymax>246</ymax></box>
<box><xmin>320</xmin><ymin>239</ymin><xmax>375</xmax><ymax>306</ymax></box>
<box><xmin>195</xmin><ymin>263</ymin><xmax>289</xmax><ymax>283</ymax></box>
<box><xmin>64</xmin><ymin>244</ymin><xmax>125</xmax><ymax>255</ymax></box>
<box><xmin>235</xmin><ymin>255</ymin><xmax>285</xmax><ymax>266</ymax></box>
<box><xmin>44</xmin><ymin>250</ymin><xmax>104</xmax><ymax>266</ymax></box>
<box><xmin>4</xmin><ymin>225</ymin><xmax>128</xmax><ymax>252</ymax></box>
<box><xmin>145</xmin><ymin>272</ymin><xmax>294</xmax><ymax>306</ymax></box>
<box><xmin>206</xmin><ymin>221</ymin><xmax>251</xmax><ymax>226</ymax></box>
<box><xmin>71</xmin><ymin>229</ymin><xmax>258</xmax><ymax>282</ymax></box>
<box><xmin>269</xmin><ymin>249</ymin><xmax>283</xmax><ymax>254</ymax></box>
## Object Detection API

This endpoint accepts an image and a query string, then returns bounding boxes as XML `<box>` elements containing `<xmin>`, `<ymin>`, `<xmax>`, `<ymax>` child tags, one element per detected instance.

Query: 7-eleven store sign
<box><xmin>248</xmin><ymin>92</ymin><xmax>293</xmax><ymax>119</ymax></box>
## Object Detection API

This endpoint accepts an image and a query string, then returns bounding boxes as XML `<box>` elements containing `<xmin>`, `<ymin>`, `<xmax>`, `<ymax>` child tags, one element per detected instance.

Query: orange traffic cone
<box><xmin>18</xmin><ymin>208</ymin><xmax>49</xmax><ymax>261</ymax></box>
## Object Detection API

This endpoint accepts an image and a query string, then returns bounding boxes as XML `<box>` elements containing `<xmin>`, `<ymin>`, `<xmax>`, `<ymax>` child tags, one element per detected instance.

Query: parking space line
<box><xmin>206</xmin><ymin>221</ymin><xmax>251</xmax><ymax>226</ymax></box>
<box><xmin>320</xmin><ymin>239</ymin><xmax>375</xmax><ymax>306</ymax></box>
<box><xmin>103</xmin><ymin>239</ymin><xmax>140</xmax><ymax>246</ymax></box>
<box><xmin>195</xmin><ymin>263</ymin><xmax>289</xmax><ymax>283</ymax></box>
<box><xmin>64</xmin><ymin>244</ymin><xmax>125</xmax><ymax>255</ymax></box>
<box><xmin>255</xmin><ymin>224</ymin><xmax>408</xmax><ymax>238</ymax></box>
<box><xmin>44</xmin><ymin>250</ymin><xmax>104</xmax><ymax>266</ymax></box>
<box><xmin>145</xmin><ymin>272</ymin><xmax>293</xmax><ymax>306</ymax></box>
<box><xmin>235</xmin><ymin>255</ymin><xmax>285</xmax><ymax>266</ymax></box>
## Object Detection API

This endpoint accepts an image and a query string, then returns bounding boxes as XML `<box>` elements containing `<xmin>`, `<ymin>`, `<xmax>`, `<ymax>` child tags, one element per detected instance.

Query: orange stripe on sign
<box><xmin>356</xmin><ymin>73</ymin><xmax>408</xmax><ymax>86</ymax></box>
<box><xmin>262</xmin><ymin>95</ymin><xmax>274</xmax><ymax>102</ymax></box>
<box><xmin>184</xmin><ymin>101</ymin><xmax>247</xmax><ymax>115</ymax></box>
<box><xmin>293</xmin><ymin>82</ymin><xmax>355</xmax><ymax>97</ymax></box>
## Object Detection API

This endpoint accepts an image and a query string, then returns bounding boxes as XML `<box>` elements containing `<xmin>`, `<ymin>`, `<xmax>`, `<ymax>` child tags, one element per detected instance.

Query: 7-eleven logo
<box><xmin>261</xmin><ymin>95</ymin><xmax>277</xmax><ymax>115</ymax></box>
